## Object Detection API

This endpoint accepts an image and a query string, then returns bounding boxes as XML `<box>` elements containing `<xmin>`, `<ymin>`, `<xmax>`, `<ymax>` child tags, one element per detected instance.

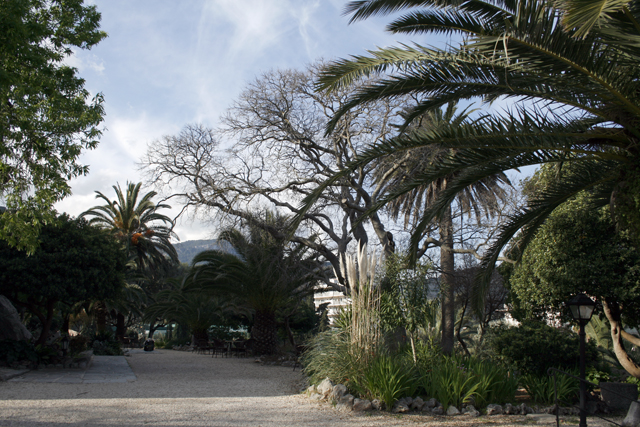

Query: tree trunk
<box><xmin>440</xmin><ymin>205</ymin><xmax>455</xmax><ymax>355</ymax></box>
<box><xmin>35</xmin><ymin>300</ymin><xmax>56</xmax><ymax>346</ymax></box>
<box><xmin>95</xmin><ymin>301</ymin><xmax>107</xmax><ymax>333</ymax></box>
<box><xmin>252</xmin><ymin>310</ymin><xmax>278</xmax><ymax>355</ymax></box>
<box><xmin>115</xmin><ymin>312</ymin><xmax>126</xmax><ymax>342</ymax></box>
<box><xmin>602</xmin><ymin>298</ymin><xmax>640</xmax><ymax>378</ymax></box>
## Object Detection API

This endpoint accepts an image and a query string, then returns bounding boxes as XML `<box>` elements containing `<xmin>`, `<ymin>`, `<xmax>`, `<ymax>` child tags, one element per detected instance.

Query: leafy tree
<box><xmin>187</xmin><ymin>214</ymin><xmax>325</xmax><ymax>354</ymax></box>
<box><xmin>505</xmin><ymin>166</ymin><xmax>640</xmax><ymax>376</ymax></box>
<box><xmin>299</xmin><ymin>0</ymin><xmax>640</xmax><ymax>308</ymax></box>
<box><xmin>0</xmin><ymin>0</ymin><xmax>106</xmax><ymax>252</ymax></box>
<box><xmin>0</xmin><ymin>214</ymin><xmax>126</xmax><ymax>344</ymax></box>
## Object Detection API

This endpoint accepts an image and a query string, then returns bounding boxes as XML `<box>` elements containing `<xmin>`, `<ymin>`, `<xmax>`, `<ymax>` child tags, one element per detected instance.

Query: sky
<box><xmin>54</xmin><ymin>0</ymin><xmax>427</xmax><ymax>242</ymax></box>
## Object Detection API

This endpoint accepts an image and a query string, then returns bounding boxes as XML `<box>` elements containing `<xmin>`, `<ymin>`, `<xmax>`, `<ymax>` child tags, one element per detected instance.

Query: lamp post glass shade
<box><xmin>568</xmin><ymin>294</ymin><xmax>596</xmax><ymax>322</ymax></box>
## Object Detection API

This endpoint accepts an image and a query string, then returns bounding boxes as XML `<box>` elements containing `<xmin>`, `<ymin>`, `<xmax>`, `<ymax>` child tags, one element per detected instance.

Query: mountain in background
<box><xmin>173</xmin><ymin>239</ymin><xmax>237</xmax><ymax>265</ymax></box>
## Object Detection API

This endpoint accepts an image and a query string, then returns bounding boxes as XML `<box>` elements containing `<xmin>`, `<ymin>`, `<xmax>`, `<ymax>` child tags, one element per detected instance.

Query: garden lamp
<box><xmin>567</xmin><ymin>293</ymin><xmax>596</xmax><ymax>427</ymax></box>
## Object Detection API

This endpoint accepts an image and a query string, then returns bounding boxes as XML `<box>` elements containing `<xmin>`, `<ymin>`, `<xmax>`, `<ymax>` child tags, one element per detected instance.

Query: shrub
<box><xmin>486</xmin><ymin>321</ymin><xmax>598</xmax><ymax>376</ymax></box>
<box><xmin>91</xmin><ymin>330</ymin><xmax>123</xmax><ymax>356</ymax></box>
<box><xmin>418</xmin><ymin>352</ymin><xmax>518</xmax><ymax>409</ymax></box>
<box><xmin>0</xmin><ymin>339</ymin><xmax>37</xmax><ymax>365</ymax></box>
<box><xmin>521</xmin><ymin>370</ymin><xmax>579</xmax><ymax>405</ymax></box>
<box><xmin>360</xmin><ymin>353</ymin><xmax>418</xmax><ymax>409</ymax></box>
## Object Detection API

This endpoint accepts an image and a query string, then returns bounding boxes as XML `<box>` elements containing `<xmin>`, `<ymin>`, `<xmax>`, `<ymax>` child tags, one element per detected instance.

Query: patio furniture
<box><xmin>211</xmin><ymin>339</ymin><xmax>229</xmax><ymax>358</ymax></box>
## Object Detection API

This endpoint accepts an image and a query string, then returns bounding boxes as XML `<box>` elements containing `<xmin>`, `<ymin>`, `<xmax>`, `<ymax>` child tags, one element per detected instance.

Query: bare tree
<box><xmin>141</xmin><ymin>63</ymin><xmax>409</xmax><ymax>292</ymax></box>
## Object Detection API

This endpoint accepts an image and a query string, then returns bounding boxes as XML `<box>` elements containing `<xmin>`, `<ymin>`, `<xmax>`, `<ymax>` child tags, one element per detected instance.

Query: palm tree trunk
<box><xmin>252</xmin><ymin>310</ymin><xmax>277</xmax><ymax>355</ymax></box>
<box><xmin>115</xmin><ymin>312</ymin><xmax>125</xmax><ymax>342</ymax></box>
<box><xmin>440</xmin><ymin>205</ymin><xmax>455</xmax><ymax>355</ymax></box>
<box><xmin>95</xmin><ymin>301</ymin><xmax>107</xmax><ymax>333</ymax></box>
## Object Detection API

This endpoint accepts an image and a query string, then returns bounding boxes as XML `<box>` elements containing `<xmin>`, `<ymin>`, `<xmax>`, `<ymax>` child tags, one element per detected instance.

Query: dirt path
<box><xmin>0</xmin><ymin>349</ymin><xmax>616</xmax><ymax>426</ymax></box>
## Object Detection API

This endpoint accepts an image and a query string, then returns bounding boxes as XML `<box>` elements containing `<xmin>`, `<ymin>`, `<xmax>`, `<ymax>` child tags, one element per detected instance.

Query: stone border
<box><xmin>305</xmin><ymin>377</ymin><xmax>611</xmax><ymax>419</ymax></box>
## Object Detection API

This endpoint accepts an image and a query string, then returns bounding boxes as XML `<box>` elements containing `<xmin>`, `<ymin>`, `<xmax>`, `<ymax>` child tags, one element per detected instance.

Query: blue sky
<box><xmin>55</xmin><ymin>0</ymin><xmax>427</xmax><ymax>242</ymax></box>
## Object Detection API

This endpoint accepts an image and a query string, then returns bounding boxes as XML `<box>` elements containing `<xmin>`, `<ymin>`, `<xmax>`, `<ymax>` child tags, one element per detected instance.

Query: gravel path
<box><xmin>0</xmin><ymin>349</ymin><xmax>618</xmax><ymax>426</ymax></box>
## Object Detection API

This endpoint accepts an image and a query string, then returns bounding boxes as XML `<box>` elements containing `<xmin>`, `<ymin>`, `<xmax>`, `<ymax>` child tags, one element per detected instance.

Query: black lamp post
<box><xmin>567</xmin><ymin>293</ymin><xmax>596</xmax><ymax>427</ymax></box>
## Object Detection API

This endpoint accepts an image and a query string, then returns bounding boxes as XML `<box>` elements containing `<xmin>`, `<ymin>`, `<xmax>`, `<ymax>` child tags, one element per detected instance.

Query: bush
<box><xmin>486</xmin><ymin>321</ymin><xmax>598</xmax><ymax>376</ymax></box>
<box><xmin>0</xmin><ymin>340</ymin><xmax>37</xmax><ymax>365</ymax></box>
<box><xmin>521</xmin><ymin>370</ymin><xmax>579</xmax><ymax>405</ymax></box>
<box><xmin>91</xmin><ymin>330</ymin><xmax>123</xmax><ymax>356</ymax></box>
<box><xmin>360</xmin><ymin>353</ymin><xmax>418</xmax><ymax>409</ymax></box>
<box><xmin>416</xmin><ymin>350</ymin><xmax>518</xmax><ymax>409</ymax></box>
<box><xmin>69</xmin><ymin>335</ymin><xmax>90</xmax><ymax>355</ymax></box>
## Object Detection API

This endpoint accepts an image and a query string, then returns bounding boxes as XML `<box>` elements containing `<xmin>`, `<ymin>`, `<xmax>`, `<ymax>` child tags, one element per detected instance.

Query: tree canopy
<box><xmin>297</xmin><ymin>0</ymin><xmax>640</xmax><ymax>291</ymax></box>
<box><xmin>0</xmin><ymin>0</ymin><xmax>107</xmax><ymax>253</ymax></box>
<box><xmin>0</xmin><ymin>214</ymin><xmax>126</xmax><ymax>344</ymax></box>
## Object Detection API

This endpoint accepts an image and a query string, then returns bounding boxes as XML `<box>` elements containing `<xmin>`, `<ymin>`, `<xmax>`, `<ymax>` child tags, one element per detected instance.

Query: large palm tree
<box><xmin>81</xmin><ymin>182</ymin><xmax>178</xmax><ymax>336</ymax></box>
<box><xmin>297</xmin><ymin>0</ymin><xmax>640</xmax><ymax>370</ymax></box>
<box><xmin>81</xmin><ymin>182</ymin><xmax>178</xmax><ymax>269</ymax></box>
<box><xmin>187</xmin><ymin>215</ymin><xmax>324</xmax><ymax>355</ymax></box>
<box><xmin>372</xmin><ymin>104</ymin><xmax>509</xmax><ymax>353</ymax></box>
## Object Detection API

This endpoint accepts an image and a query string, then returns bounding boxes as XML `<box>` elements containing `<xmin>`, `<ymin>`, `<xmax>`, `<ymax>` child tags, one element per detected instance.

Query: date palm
<box><xmin>186</xmin><ymin>215</ymin><xmax>324</xmax><ymax>355</ymax></box>
<box><xmin>298</xmin><ymin>0</ymin><xmax>640</xmax><ymax>370</ymax></box>
<box><xmin>81</xmin><ymin>182</ymin><xmax>178</xmax><ymax>270</ymax></box>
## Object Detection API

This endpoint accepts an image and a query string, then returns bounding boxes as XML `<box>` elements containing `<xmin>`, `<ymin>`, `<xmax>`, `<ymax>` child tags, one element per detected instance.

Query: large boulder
<box><xmin>0</xmin><ymin>296</ymin><xmax>31</xmax><ymax>341</ymax></box>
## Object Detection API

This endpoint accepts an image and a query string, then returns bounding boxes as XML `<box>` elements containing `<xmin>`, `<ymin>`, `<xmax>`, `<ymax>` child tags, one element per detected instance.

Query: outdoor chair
<box><xmin>211</xmin><ymin>339</ymin><xmax>229</xmax><ymax>358</ymax></box>
<box><xmin>230</xmin><ymin>340</ymin><xmax>247</xmax><ymax>357</ymax></box>
<box><xmin>194</xmin><ymin>339</ymin><xmax>212</xmax><ymax>355</ymax></box>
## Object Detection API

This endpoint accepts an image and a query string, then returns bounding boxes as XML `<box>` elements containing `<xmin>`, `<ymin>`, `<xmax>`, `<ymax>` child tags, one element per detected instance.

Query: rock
<box><xmin>463</xmin><ymin>405</ymin><xmax>480</xmax><ymax>417</ymax></box>
<box><xmin>586</xmin><ymin>401</ymin><xmax>598</xmax><ymax>415</ymax></box>
<box><xmin>432</xmin><ymin>406</ymin><xmax>444</xmax><ymax>415</ymax></box>
<box><xmin>392</xmin><ymin>401</ymin><xmax>410</xmax><ymax>413</ymax></box>
<box><xmin>310</xmin><ymin>393</ymin><xmax>323</xmax><ymax>401</ymax></box>
<box><xmin>402</xmin><ymin>397</ymin><xmax>413</xmax><ymax>406</ymax></box>
<box><xmin>353</xmin><ymin>398</ymin><xmax>372</xmax><ymax>411</ymax></box>
<box><xmin>486</xmin><ymin>404</ymin><xmax>504</xmax><ymax>415</ymax></box>
<box><xmin>339</xmin><ymin>393</ymin><xmax>354</xmax><ymax>406</ymax></box>
<box><xmin>623</xmin><ymin>400</ymin><xmax>640</xmax><ymax>427</ymax></box>
<box><xmin>424</xmin><ymin>398</ymin><xmax>438</xmax><ymax>409</ymax></box>
<box><xmin>504</xmin><ymin>403</ymin><xmax>517</xmax><ymax>415</ymax></box>
<box><xmin>519</xmin><ymin>403</ymin><xmax>533</xmax><ymax>415</ymax></box>
<box><xmin>371</xmin><ymin>399</ymin><xmax>384</xmax><ymax>411</ymax></box>
<box><xmin>0</xmin><ymin>296</ymin><xmax>32</xmax><ymax>341</ymax></box>
<box><xmin>330</xmin><ymin>384</ymin><xmax>347</xmax><ymax>401</ymax></box>
<box><xmin>411</xmin><ymin>397</ymin><xmax>425</xmax><ymax>411</ymax></box>
<box><xmin>306</xmin><ymin>385</ymin><xmax>316</xmax><ymax>395</ymax></box>
<box><xmin>317</xmin><ymin>378</ymin><xmax>334</xmax><ymax>399</ymax></box>
<box><xmin>446</xmin><ymin>405</ymin><xmax>460</xmax><ymax>415</ymax></box>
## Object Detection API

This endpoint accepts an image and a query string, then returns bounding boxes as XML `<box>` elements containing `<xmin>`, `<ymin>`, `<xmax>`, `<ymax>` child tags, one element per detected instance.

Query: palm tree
<box><xmin>81</xmin><ymin>182</ymin><xmax>178</xmax><ymax>269</ymax></box>
<box><xmin>297</xmin><ymin>0</ymin><xmax>640</xmax><ymax>370</ymax></box>
<box><xmin>371</xmin><ymin>104</ymin><xmax>509</xmax><ymax>353</ymax></box>
<box><xmin>81</xmin><ymin>182</ymin><xmax>179</xmax><ymax>337</ymax></box>
<box><xmin>187</xmin><ymin>215</ymin><xmax>324</xmax><ymax>355</ymax></box>
<box><xmin>144</xmin><ymin>278</ymin><xmax>243</xmax><ymax>343</ymax></box>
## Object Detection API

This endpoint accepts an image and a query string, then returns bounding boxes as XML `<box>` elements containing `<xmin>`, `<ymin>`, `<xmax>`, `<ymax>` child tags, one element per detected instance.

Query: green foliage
<box><xmin>0</xmin><ymin>214</ymin><xmax>127</xmax><ymax>344</ymax></box>
<box><xmin>34</xmin><ymin>344</ymin><xmax>58</xmax><ymax>365</ymax></box>
<box><xmin>522</xmin><ymin>371</ymin><xmax>579</xmax><ymax>405</ymax></box>
<box><xmin>302</xmin><ymin>329</ymin><xmax>362</xmax><ymax>389</ymax></box>
<box><xmin>69</xmin><ymin>335</ymin><xmax>90</xmax><ymax>356</ymax></box>
<box><xmin>0</xmin><ymin>0</ymin><xmax>107</xmax><ymax>252</ymax></box>
<box><xmin>0</xmin><ymin>340</ymin><xmax>37</xmax><ymax>365</ymax></box>
<box><xmin>379</xmin><ymin>254</ymin><xmax>436</xmax><ymax>334</ymax></box>
<box><xmin>91</xmin><ymin>330</ymin><xmax>123</xmax><ymax>356</ymax></box>
<box><xmin>419</xmin><ymin>353</ymin><xmax>517</xmax><ymax>409</ymax></box>
<box><xmin>486</xmin><ymin>321</ymin><xmax>598</xmax><ymax>377</ymax></box>
<box><xmin>507</xmin><ymin>175</ymin><xmax>640</xmax><ymax>325</ymax></box>
<box><xmin>360</xmin><ymin>354</ymin><xmax>418</xmax><ymax>410</ymax></box>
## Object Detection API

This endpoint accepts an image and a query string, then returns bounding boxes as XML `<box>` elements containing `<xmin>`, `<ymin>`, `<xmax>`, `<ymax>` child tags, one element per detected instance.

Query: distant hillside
<box><xmin>173</xmin><ymin>239</ymin><xmax>237</xmax><ymax>265</ymax></box>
